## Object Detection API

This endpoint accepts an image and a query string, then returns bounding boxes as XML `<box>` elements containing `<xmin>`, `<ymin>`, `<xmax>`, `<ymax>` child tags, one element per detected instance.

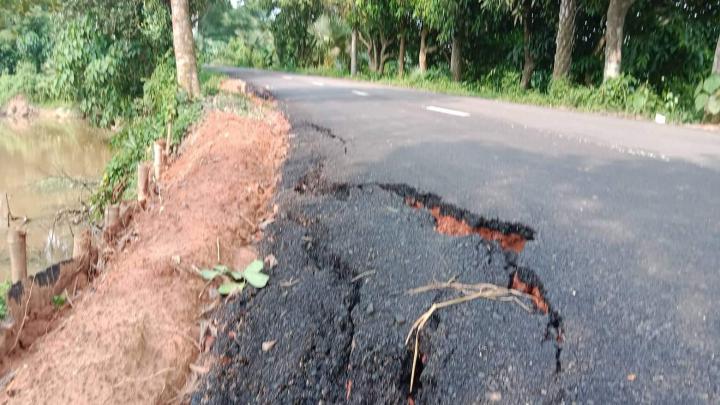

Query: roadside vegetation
<box><xmin>0</xmin><ymin>0</ymin><xmax>221</xmax><ymax>218</ymax></box>
<box><xmin>198</xmin><ymin>0</ymin><xmax>720</xmax><ymax>124</ymax></box>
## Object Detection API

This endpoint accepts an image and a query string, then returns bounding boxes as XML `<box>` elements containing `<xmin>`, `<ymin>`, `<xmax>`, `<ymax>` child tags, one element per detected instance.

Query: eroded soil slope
<box><xmin>1</xmin><ymin>104</ymin><xmax>288</xmax><ymax>403</ymax></box>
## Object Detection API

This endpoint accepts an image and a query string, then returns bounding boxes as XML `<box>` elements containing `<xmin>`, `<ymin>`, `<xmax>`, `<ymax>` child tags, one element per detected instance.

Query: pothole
<box><xmin>378</xmin><ymin>183</ymin><xmax>535</xmax><ymax>254</ymax></box>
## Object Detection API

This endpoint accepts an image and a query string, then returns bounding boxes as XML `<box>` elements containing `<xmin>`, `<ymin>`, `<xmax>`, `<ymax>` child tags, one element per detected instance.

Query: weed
<box><xmin>0</xmin><ymin>281</ymin><xmax>9</xmax><ymax>319</ymax></box>
<box><xmin>200</xmin><ymin>259</ymin><xmax>270</xmax><ymax>296</ymax></box>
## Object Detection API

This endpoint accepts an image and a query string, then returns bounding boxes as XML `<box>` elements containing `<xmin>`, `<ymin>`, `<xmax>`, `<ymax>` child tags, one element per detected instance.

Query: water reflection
<box><xmin>0</xmin><ymin>117</ymin><xmax>110</xmax><ymax>281</ymax></box>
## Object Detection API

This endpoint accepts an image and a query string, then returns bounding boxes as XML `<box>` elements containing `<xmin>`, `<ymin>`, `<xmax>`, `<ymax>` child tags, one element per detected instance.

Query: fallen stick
<box><xmin>405</xmin><ymin>280</ymin><xmax>533</xmax><ymax>393</ymax></box>
<box><xmin>11</xmin><ymin>279</ymin><xmax>35</xmax><ymax>352</ymax></box>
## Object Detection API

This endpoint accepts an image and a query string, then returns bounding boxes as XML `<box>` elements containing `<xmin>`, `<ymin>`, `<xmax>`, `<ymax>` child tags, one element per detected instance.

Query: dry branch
<box><xmin>405</xmin><ymin>280</ymin><xmax>533</xmax><ymax>393</ymax></box>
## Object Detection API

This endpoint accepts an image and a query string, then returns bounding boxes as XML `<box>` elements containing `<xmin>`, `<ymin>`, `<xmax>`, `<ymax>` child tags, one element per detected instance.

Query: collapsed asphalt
<box><xmin>193</xmin><ymin>119</ymin><xmax>563</xmax><ymax>404</ymax></box>
<box><xmin>194</xmin><ymin>68</ymin><xmax>720</xmax><ymax>404</ymax></box>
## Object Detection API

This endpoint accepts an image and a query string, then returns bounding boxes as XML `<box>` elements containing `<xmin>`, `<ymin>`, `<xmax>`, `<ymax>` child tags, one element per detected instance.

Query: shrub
<box><xmin>694</xmin><ymin>74</ymin><xmax>720</xmax><ymax>121</ymax></box>
<box><xmin>90</xmin><ymin>58</ymin><xmax>202</xmax><ymax>215</ymax></box>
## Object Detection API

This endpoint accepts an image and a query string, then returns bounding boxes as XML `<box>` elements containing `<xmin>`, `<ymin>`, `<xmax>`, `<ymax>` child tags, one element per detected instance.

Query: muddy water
<box><xmin>0</xmin><ymin>117</ymin><xmax>111</xmax><ymax>281</ymax></box>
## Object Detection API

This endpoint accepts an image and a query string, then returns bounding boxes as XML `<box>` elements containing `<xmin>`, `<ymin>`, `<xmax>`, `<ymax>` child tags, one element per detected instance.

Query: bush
<box><xmin>0</xmin><ymin>61</ymin><xmax>53</xmax><ymax>105</ymax></box>
<box><xmin>90</xmin><ymin>58</ymin><xmax>202</xmax><ymax>215</ymax></box>
<box><xmin>48</xmin><ymin>0</ymin><xmax>172</xmax><ymax>127</ymax></box>
<box><xmin>694</xmin><ymin>74</ymin><xmax>720</xmax><ymax>121</ymax></box>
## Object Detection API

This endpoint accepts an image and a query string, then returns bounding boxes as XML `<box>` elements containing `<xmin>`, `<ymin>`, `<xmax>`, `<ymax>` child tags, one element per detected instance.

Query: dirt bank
<box><xmin>0</xmin><ymin>92</ymin><xmax>288</xmax><ymax>403</ymax></box>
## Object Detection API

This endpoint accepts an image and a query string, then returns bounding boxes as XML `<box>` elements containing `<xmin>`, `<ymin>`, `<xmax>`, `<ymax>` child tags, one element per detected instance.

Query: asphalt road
<box><xmin>200</xmin><ymin>67</ymin><xmax>719</xmax><ymax>404</ymax></box>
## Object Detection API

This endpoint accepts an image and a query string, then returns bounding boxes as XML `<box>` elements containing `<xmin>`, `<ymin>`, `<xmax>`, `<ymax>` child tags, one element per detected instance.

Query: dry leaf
<box><xmin>265</xmin><ymin>254</ymin><xmax>278</xmax><ymax>269</ymax></box>
<box><xmin>262</xmin><ymin>340</ymin><xmax>276</xmax><ymax>352</ymax></box>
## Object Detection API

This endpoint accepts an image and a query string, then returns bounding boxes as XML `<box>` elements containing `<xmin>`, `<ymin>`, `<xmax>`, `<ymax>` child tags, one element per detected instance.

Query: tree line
<box><xmin>259</xmin><ymin>0</ymin><xmax>719</xmax><ymax>93</ymax></box>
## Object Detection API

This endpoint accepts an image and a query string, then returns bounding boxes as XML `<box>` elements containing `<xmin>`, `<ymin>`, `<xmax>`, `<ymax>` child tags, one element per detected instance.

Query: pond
<box><xmin>0</xmin><ymin>117</ymin><xmax>111</xmax><ymax>282</ymax></box>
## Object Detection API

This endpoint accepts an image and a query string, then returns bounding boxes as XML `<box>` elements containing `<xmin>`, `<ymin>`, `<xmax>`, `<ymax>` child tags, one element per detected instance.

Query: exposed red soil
<box><xmin>406</xmin><ymin>198</ymin><xmax>527</xmax><ymax>253</ymax></box>
<box><xmin>0</xmin><ymin>102</ymin><xmax>288</xmax><ymax>403</ymax></box>
<box><xmin>510</xmin><ymin>272</ymin><xmax>549</xmax><ymax>314</ymax></box>
<box><xmin>404</xmin><ymin>197</ymin><xmax>548</xmax><ymax>313</ymax></box>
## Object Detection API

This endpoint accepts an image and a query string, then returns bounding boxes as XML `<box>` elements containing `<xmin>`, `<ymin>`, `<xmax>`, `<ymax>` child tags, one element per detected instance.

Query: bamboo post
<box><xmin>153</xmin><ymin>140</ymin><xmax>166</xmax><ymax>181</ymax></box>
<box><xmin>0</xmin><ymin>191</ymin><xmax>8</xmax><ymax>229</ymax></box>
<box><xmin>7</xmin><ymin>229</ymin><xmax>27</xmax><ymax>283</ymax></box>
<box><xmin>72</xmin><ymin>228</ymin><xmax>91</xmax><ymax>261</ymax></box>
<box><xmin>103</xmin><ymin>203</ymin><xmax>120</xmax><ymax>242</ymax></box>
<box><xmin>165</xmin><ymin>122</ymin><xmax>173</xmax><ymax>156</ymax></box>
<box><xmin>137</xmin><ymin>163</ymin><xmax>151</xmax><ymax>205</ymax></box>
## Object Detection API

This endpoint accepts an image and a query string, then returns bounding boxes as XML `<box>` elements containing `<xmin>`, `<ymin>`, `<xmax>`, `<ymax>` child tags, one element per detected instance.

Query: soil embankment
<box><xmin>0</xmin><ymin>86</ymin><xmax>288</xmax><ymax>403</ymax></box>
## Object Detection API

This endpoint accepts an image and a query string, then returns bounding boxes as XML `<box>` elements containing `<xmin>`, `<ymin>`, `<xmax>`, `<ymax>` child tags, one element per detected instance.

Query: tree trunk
<box><xmin>450</xmin><ymin>34</ymin><xmax>462</xmax><ymax>81</ymax></box>
<box><xmin>351</xmin><ymin>28</ymin><xmax>358</xmax><ymax>76</ymax></box>
<box><xmin>520</xmin><ymin>0</ymin><xmax>534</xmax><ymax>89</ymax></box>
<box><xmin>171</xmin><ymin>0</ymin><xmax>201</xmax><ymax>98</ymax></box>
<box><xmin>552</xmin><ymin>0</ymin><xmax>576</xmax><ymax>80</ymax></box>
<box><xmin>398</xmin><ymin>36</ymin><xmax>406</xmax><ymax>77</ymax></box>
<box><xmin>419</xmin><ymin>27</ymin><xmax>429</xmax><ymax>74</ymax></box>
<box><xmin>603</xmin><ymin>0</ymin><xmax>634</xmax><ymax>81</ymax></box>
<box><xmin>378</xmin><ymin>34</ymin><xmax>394</xmax><ymax>75</ymax></box>
<box><xmin>713</xmin><ymin>33</ymin><xmax>720</xmax><ymax>74</ymax></box>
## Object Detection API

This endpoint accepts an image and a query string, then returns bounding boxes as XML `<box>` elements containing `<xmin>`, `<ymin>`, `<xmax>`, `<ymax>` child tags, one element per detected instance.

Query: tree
<box><xmin>714</xmin><ymin>33</ymin><xmax>720</xmax><ymax>74</ymax></box>
<box><xmin>552</xmin><ymin>0</ymin><xmax>576</xmax><ymax>79</ymax></box>
<box><xmin>354</xmin><ymin>0</ymin><xmax>396</xmax><ymax>74</ymax></box>
<box><xmin>351</xmin><ymin>28</ymin><xmax>358</xmax><ymax>75</ymax></box>
<box><xmin>264</xmin><ymin>0</ymin><xmax>322</xmax><ymax>68</ymax></box>
<box><xmin>394</xmin><ymin>0</ymin><xmax>414</xmax><ymax>77</ymax></box>
<box><xmin>413</xmin><ymin>0</ymin><xmax>479</xmax><ymax>81</ymax></box>
<box><xmin>603</xmin><ymin>0</ymin><xmax>634</xmax><ymax>81</ymax></box>
<box><xmin>171</xmin><ymin>0</ymin><xmax>201</xmax><ymax>98</ymax></box>
<box><xmin>483</xmin><ymin>0</ymin><xmax>540</xmax><ymax>89</ymax></box>
<box><xmin>417</xmin><ymin>24</ymin><xmax>437</xmax><ymax>74</ymax></box>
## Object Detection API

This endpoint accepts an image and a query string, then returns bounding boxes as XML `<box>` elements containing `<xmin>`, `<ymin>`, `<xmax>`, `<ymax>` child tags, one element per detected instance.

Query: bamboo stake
<box><xmin>7</xmin><ymin>229</ymin><xmax>27</xmax><ymax>283</ymax></box>
<box><xmin>165</xmin><ymin>121</ymin><xmax>173</xmax><ymax>156</ymax></box>
<box><xmin>137</xmin><ymin>162</ymin><xmax>151</xmax><ymax>205</ymax></box>
<box><xmin>153</xmin><ymin>140</ymin><xmax>166</xmax><ymax>181</ymax></box>
<box><xmin>0</xmin><ymin>192</ymin><xmax>9</xmax><ymax>229</ymax></box>
<box><xmin>72</xmin><ymin>228</ymin><xmax>91</xmax><ymax>261</ymax></box>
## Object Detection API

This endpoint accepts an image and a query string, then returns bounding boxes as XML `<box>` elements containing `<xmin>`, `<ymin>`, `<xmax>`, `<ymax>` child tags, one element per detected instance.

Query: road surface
<box><xmin>196</xmin><ymin>67</ymin><xmax>719</xmax><ymax>404</ymax></box>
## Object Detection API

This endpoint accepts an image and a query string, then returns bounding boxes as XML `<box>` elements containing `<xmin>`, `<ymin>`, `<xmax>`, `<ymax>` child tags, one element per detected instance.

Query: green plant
<box><xmin>694</xmin><ymin>74</ymin><xmax>720</xmax><ymax>118</ymax></box>
<box><xmin>90</xmin><ymin>57</ymin><xmax>202</xmax><ymax>215</ymax></box>
<box><xmin>200</xmin><ymin>259</ymin><xmax>270</xmax><ymax>295</ymax></box>
<box><xmin>52</xmin><ymin>294</ymin><xmax>67</xmax><ymax>309</ymax></box>
<box><xmin>0</xmin><ymin>281</ymin><xmax>9</xmax><ymax>319</ymax></box>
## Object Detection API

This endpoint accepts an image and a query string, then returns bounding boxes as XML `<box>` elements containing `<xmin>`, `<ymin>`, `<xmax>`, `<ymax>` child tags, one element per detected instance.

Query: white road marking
<box><xmin>282</xmin><ymin>75</ymin><xmax>293</xmax><ymax>80</ymax></box>
<box><xmin>312</xmin><ymin>81</ymin><xmax>325</xmax><ymax>86</ymax></box>
<box><xmin>352</xmin><ymin>90</ymin><xmax>369</xmax><ymax>97</ymax></box>
<box><xmin>425</xmin><ymin>105</ymin><xmax>470</xmax><ymax>117</ymax></box>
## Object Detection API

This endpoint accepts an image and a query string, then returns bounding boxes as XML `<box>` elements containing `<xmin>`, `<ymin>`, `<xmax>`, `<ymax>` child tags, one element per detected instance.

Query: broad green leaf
<box><xmin>704</xmin><ymin>75</ymin><xmax>720</xmax><ymax>94</ymax></box>
<box><xmin>694</xmin><ymin>81</ymin><xmax>704</xmax><ymax>97</ymax></box>
<box><xmin>200</xmin><ymin>269</ymin><xmax>220</xmax><ymax>280</ymax></box>
<box><xmin>214</xmin><ymin>265</ymin><xmax>230</xmax><ymax>274</ymax></box>
<box><xmin>708</xmin><ymin>95</ymin><xmax>720</xmax><ymax>115</ymax></box>
<box><xmin>218</xmin><ymin>281</ymin><xmax>245</xmax><ymax>296</ymax></box>
<box><xmin>244</xmin><ymin>260</ymin><xmax>264</xmax><ymax>274</ymax></box>
<box><xmin>230</xmin><ymin>271</ymin><xmax>244</xmax><ymax>281</ymax></box>
<box><xmin>695</xmin><ymin>93</ymin><xmax>709</xmax><ymax>112</ymax></box>
<box><xmin>244</xmin><ymin>271</ymin><xmax>269</xmax><ymax>288</ymax></box>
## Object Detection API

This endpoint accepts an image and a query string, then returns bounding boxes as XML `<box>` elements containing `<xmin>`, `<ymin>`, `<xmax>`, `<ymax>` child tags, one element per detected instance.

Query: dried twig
<box><xmin>11</xmin><ymin>279</ymin><xmax>35</xmax><ymax>352</ymax></box>
<box><xmin>405</xmin><ymin>280</ymin><xmax>533</xmax><ymax>393</ymax></box>
<box><xmin>351</xmin><ymin>270</ymin><xmax>376</xmax><ymax>283</ymax></box>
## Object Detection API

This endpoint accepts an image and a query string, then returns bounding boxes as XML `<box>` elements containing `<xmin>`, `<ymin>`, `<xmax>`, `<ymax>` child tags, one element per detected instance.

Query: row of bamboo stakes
<box><xmin>1</xmin><ymin>138</ymin><xmax>167</xmax><ymax>286</ymax></box>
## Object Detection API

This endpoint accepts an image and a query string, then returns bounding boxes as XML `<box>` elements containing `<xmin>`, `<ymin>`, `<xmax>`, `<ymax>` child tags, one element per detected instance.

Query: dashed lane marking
<box><xmin>425</xmin><ymin>105</ymin><xmax>470</xmax><ymax>117</ymax></box>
